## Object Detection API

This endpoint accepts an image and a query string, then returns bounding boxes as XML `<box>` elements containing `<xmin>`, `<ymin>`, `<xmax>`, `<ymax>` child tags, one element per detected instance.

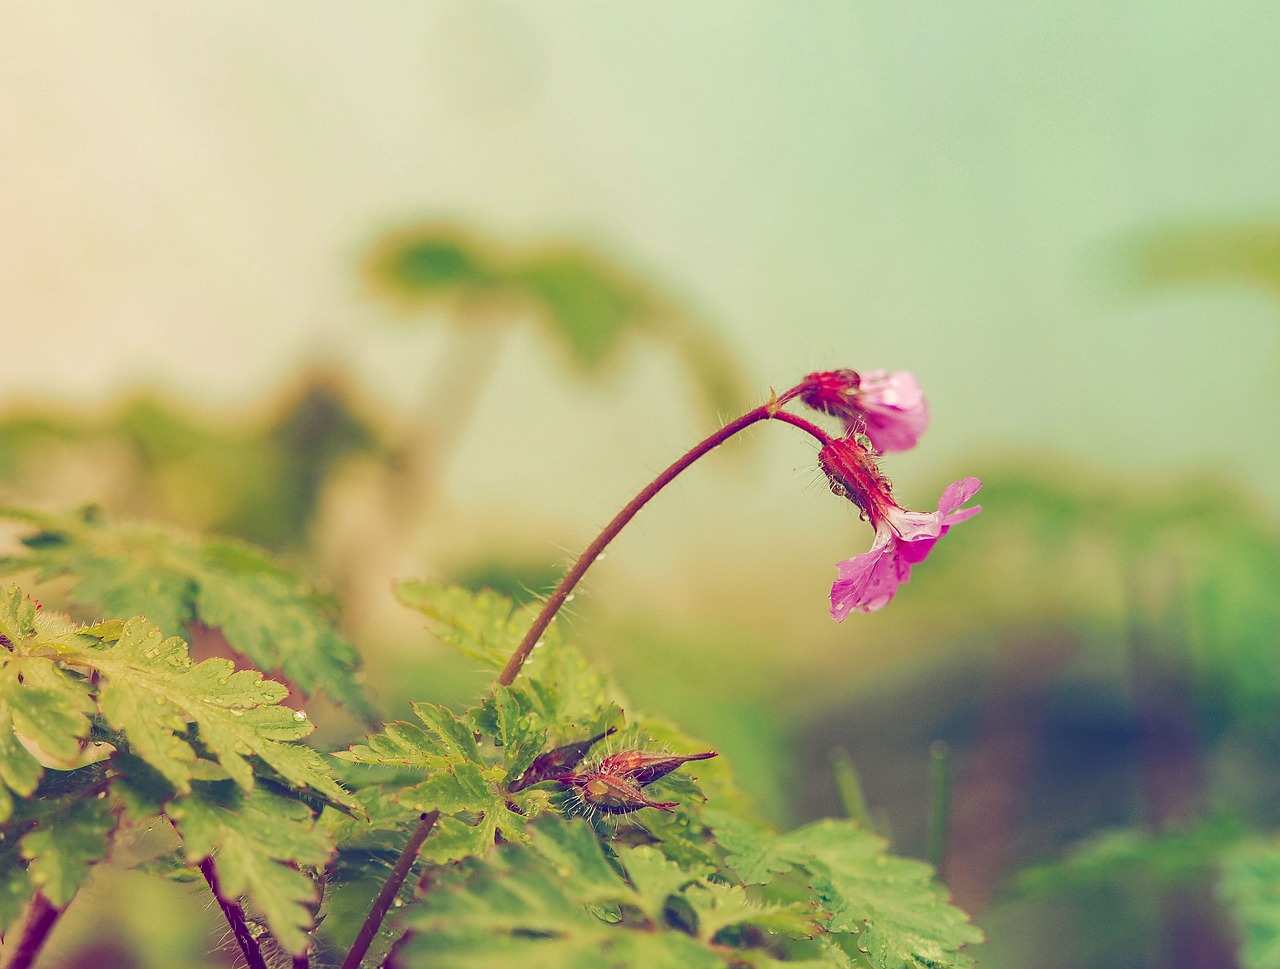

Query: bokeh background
<box><xmin>3</xmin><ymin>4</ymin><xmax>1280</xmax><ymax>968</ymax></box>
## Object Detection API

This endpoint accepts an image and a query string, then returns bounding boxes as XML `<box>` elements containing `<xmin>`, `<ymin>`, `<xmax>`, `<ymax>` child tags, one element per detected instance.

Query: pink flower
<box><xmin>818</xmin><ymin>435</ymin><xmax>981</xmax><ymax>619</ymax></box>
<box><xmin>794</xmin><ymin>369</ymin><xmax>929</xmax><ymax>453</ymax></box>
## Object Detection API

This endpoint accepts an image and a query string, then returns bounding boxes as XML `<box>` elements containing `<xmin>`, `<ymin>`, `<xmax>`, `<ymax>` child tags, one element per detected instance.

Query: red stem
<box><xmin>496</xmin><ymin>399</ymin><xmax>833</xmax><ymax>687</ymax></box>
<box><xmin>341</xmin><ymin>811</ymin><xmax>440</xmax><ymax>969</ymax></box>
<box><xmin>199</xmin><ymin>857</ymin><xmax>269</xmax><ymax>969</ymax></box>
<box><xmin>2</xmin><ymin>894</ymin><xmax>61</xmax><ymax>969</ymax></box>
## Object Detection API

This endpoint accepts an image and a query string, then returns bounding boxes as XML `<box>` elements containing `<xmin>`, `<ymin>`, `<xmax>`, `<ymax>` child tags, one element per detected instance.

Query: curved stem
<box><xmin>496</xmin><ymin>398</ymin><xmax>833</xmax><ymax>688</ymax></box>
<box><xmin>200</xmin><ymin>857</ymin><xmax>269</xmax><ymax>969</ymax></box>
<box><xmin>2</xmin><ymin>893</ymin><xmax>61</xmax><ymax>969</ymax></box>
<box><xmin>341</xmin><ymin>811</ymin><xmax>440</xmax><ymax>969</ymax></box>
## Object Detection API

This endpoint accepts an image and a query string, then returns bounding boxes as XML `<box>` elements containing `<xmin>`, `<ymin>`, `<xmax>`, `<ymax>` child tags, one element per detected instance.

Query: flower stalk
<box><xmin>496</xmin><ymin>402</ymin><xmax>831</xmax><ymax>688</ymax></box>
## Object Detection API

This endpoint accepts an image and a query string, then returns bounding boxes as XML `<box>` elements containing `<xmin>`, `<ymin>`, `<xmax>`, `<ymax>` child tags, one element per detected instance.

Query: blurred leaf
<box><xmin>1015</xmin><ymin>818</ymin><xmax>1241</xmax><ymax>897</ymax></box>
<box><xmin>1220</xmin><ymin>834</ymin><xmax>1280</xmax><ymax>969</ymax></box>
<box><xmin>1126</xmin><ymin>220</ymin><xmax>1280</xmax><ymax>299</ymax></box>
<box><xmin>18</xmin><ymin>796</ymin><xmax>116</xmax><ymax>908</ymax></box>
<box><xmin>0</xmin><ymin>507</ymin><xmax>373</xmax><ymax>718</ymax></box>
<box><xmin>362</xmin><ymin>224</ymin><xmax>749</xmax><ymax>419</ymax></box>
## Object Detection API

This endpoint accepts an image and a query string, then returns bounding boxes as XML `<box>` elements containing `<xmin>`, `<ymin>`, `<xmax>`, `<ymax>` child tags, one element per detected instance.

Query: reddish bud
<box><xmin>575</xmin><ymin>772</ymin><xmax>680</xmax><ymax>814</ymax></box>
<box><xmin>568</xmin><ymin>747</ymin><xmax>716</xmax><ymax>815</ymax></box>
<box><xmin>596</xmin><ymin>749</ymin><xmax>718</xmax><ymax>786</ymax></box>
<box><xmin>508</xmin><ymin>727</ymin><xmax>616</xmax><ymax>792</ymax></box>
<box><xmin>817</xmin><ymin>435</ymin><xmax>894</xmax><ymax>522</ymax></box>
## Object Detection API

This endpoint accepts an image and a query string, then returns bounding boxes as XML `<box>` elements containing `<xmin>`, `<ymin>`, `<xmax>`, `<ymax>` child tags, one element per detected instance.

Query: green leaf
<box><xmin>406</xmin><ymin>817</ymin><xmax>727</xmax><ymax>969</ymax></box>
<box><xmin>0</xmin><ymin>589</ymin><xmax>352</xmax><ymax>809</ymax></box>
<box><xmin>19</xmin><ymin>795</ymin><xmax>116</xmax><ymax>907</ymax></box>
<box><xmin>395</xmin><ymin>580</ymin><xmax>541</xmax><ymax>670</ymax></box>
<box><xmin>0</xmin><ymin>508</ymin><xmax>371</xmax><ymax>717</ymax></box>
<box><xmin>1220</xmin><ymin>835</ymin><xmax>1280</xmax><ymax>969</ymax></box>
<box><xmin>707</xmin><ymin>811</ymin><xmax>982</xmax><ymax>969</ymax></box>
<box><xmin>1015</xmin><ymin>819</ymin><xmax>1240</xmax><ymax>897</ymax></box>
<box><xmin>77</xmin><ymin>617</ymin><xmax>352</xmax><ymax>805</ymax></box>
<box><xmin>0</xmin><ymin>842</ymin><xmax>31</xmax><ymax>935</ymax></box>
<box><xmin>168</xmin><ymin>783</ymin><xmax>333</xmax><ymax>956</ymax></box>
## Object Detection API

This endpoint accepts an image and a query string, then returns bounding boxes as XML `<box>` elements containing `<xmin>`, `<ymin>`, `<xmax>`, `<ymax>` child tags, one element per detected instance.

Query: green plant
<box><xmin>0</xmin><ymin>369</ymin><xmax>983</xmax><ymax>969</ymax></box>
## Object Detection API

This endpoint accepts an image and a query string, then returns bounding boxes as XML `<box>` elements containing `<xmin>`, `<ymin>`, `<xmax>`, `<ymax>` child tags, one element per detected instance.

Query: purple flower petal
<box><xmin>830</xmin><ymin>534</ymin><xmax>911</xmax><ymax>619</ymax></box>
<box><xmin>858</xmin><ymin>370</ymin><xmax>930</xmax><ymax>453</ymax></box>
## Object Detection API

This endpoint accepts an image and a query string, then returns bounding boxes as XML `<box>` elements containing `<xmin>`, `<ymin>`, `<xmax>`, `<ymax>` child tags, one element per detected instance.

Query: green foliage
<box><xmin>362</xmin><ymin>223</ymin><xmax>749</xmax><ymax>419</ymax></box>
<box><xmin>1015</xmin><ymin>819</ymin><xmax>1240</xmax><ymax>897</ymax></box>
<box><xmin>0</xmin><ymin>582</ymin><xmax>353</xmax><ymax>950</ymax></box>
<box><xmin>168</xmin><ymin>783</ymin><xmax>334</xmax><ymax>955</ymax></box>
<box><xmin>1220</xmin><ymin>835</ymin><xmax>1280</xmax><ymax>969</ymax></box>
<box><xmin>403</xmin><ymin>815</ymin><xmax>814</xmax><ymax>969</ymax></box>
<box><xmin>710</xmin><ymin>811</ymin><xmax>983</xmax><ymax>969</ymax></box>
<box><xmin>0</xmin><ymin>377</ymin><xmax>380</xmax><ymax>553</ymax></box>
<box><xmin>1125</xmin><ymin>219</ymin><xmax>1280</xmax><ymax>300</ymax></box>
<box><xmin>0</xmin><ymin>506</ymin><xmax>373</xmax><ymax>717</ymax></box>
<box><xmin>0</xmin><ymin>522</ymin><xmax>983</xmax><ymax>968</ymax></box>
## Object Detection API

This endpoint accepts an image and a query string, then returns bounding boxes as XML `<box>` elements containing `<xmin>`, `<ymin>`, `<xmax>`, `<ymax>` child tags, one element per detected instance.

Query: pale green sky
<box><xmin>2</xmin><ymin>1</ymin><xmax>1277</xmax><ymax>546</ymax></box>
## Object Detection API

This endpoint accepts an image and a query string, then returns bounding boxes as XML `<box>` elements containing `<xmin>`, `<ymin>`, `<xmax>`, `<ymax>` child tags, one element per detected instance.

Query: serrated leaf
<box><xmin>168</xmin><ymin>783</ymin><xmax>333</xmax><ymax>956</ymax></box>
<box><xmin>0</xmin><ymin>509</ymin><xmax>372</xmax><ymax>716</ymax></box>
<box><xmin>682</xmin><ymin>880</ymin><xmax>816</xmax><ymax>944</ymax></box>
<box><xmin>82</xmin><ymin>618</ymin><xmax>351</xmax><ymax>805</ymax></box>
<box><xmin>407</xmin><ymin>816</ymin><xmax>835</xmax><ymax>968</ymax></box>
<box><xmin>787</xmin><ymin>821</ymin><xmax>982</xmax><ymax>969</ymax></box>
<box><xmin>394</xmin><ymin>581</ymin><xmax>535</xmax><ymax>669</ymax></box>
<box><xmin>707</xmin><ymin>812</ymin><xmax>981</xmax><ymax>969</ymax></box>
<box><xmin>617</xmin><ymin>845</ymin><xmax>703</xmax><ymax>924</ymax></box>
<box><xmin>1220</xmin><ymin>835</ymin><xmax>1280</xmax><ymax>969</ymax></box>
<box><xmin>0</xmin><ymin>592</ymin><xmax>352</xmax><ymax>809</ymax></box>
<box><xmin>19</xmin><ymin>795</ymin><xmax>116</xmax><ymax>907</ymax></box>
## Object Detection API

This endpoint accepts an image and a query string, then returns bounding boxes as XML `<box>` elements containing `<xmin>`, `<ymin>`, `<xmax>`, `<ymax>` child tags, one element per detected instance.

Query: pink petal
<box><xmin>830</xmin><ymin>540</ymin><xmax>911</xmax><ymax>619</ymax></box>
<box><xmin>858</xmin><ymin>370</ymin><xmax>930</xmax><ymax>453</ymax></box>
<box><xmin>937</xmin><ymin>477</ymin><xmax>982</xmax><ymax>515</ymax></box>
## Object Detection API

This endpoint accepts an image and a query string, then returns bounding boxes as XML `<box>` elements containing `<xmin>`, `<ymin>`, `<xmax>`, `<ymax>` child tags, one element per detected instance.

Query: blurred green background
<box><xmin>2</xmin><ymin>4</ymin><xmax>1279</xmax><ymax>968</ymax></box>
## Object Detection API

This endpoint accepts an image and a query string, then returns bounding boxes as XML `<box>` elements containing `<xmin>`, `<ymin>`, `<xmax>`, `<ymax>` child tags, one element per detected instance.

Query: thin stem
<box><xmin>496</xmin><ymin>400</ymin><xmax>833</xmax><ymax>688</ymax></box>
<box><xmin>830</xmin><ymin>747</ymin><xmax>873</xmax><ymax>830</ymax></box>
<box><xmin>341</xmin><ymin>811</ymin><xmax>440</xmax><ymax>969</ymax></box>
<box><xmin>199</xmin><ymin>857</ymin><xmax>269</xmax><ymax>969</ymax></box>
<box><xmin>1</xmin><ymin>893</ymin><xmax>61</xmax><ymax>969</ymax></box>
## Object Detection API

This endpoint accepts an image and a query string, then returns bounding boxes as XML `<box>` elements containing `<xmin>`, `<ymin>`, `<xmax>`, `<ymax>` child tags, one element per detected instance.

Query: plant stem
<box><xmin>830</xmin><ymin>747</ymin><xmax>873</xmax><ymax>830</ymax></box>
<box><xmin>341</xmin><ymin>811</ymin><xmax>440</xmax><ymax>969</ymax></box>
<box><xmin>496</xmin><ymin>401</ymin><xmax>833</xmax><ymax>687</ymax></box>
<box><xmin>1</xmin><ymin>893</ymin><xmax>61</xmax><ymax>969</ymax></box>
<box><xmin>199</xmin><ymin>857</ymin><xmax>269</xmax><ymax>969</ymax></box>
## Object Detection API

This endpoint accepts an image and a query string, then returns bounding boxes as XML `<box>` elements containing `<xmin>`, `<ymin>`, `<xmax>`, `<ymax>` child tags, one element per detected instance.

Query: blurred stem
<box><xmin>928</xmin><ymin>741</ymin><xmax>952</xmax><ymax>871</ymax></box>
<box><xmin>830</xmin><ymin>747</ymin><xmax>873</xmax><ymax>829</ymax></box>
<box><xmin>341</xmin><ymin>810</ymin><xmax>440</xmax><ymax>969</ymax></box>
<box><xmin>420</xmin><ymin>322</ymin><xmax>505</xmax><ymax>485</ymax></box>
<box><xmin>496</xmin><ymin>399</ymin><xmax>832</xmax><ymax>687</ymax></box>
<box><xmin>199</xmin><ymin>857</ymin><xmax>268</xmax><ymax>969</ymax></box>
<box><xmin>1</xmin><ymin>893</ymin><xmax>61</xmax><ymax>969</ymax></box>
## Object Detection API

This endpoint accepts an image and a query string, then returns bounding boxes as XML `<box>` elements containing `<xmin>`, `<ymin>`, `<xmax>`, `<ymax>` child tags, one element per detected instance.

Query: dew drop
<box><xmin>595</xmin><ymin>552</ymin><xmax>606</xmax><ymax>562</ymax></box>
<box><xmin>392</xmin><ymin>898</ymin><xmax>403</xmax><ymax>908</ymax></box>
<box><xmin>565</xmin><ymin>594</ymin><xmax>576</xmax><ymax>603</ymax></box>
<box><xmin>293</xmin><ymin>710</ymin><xmax>307</xmax><ymax>721</ymax></box>
<box><xmin>218</xmin><ymin>677</ymin><xmax>230</xmax><ymax>686</ymax></box>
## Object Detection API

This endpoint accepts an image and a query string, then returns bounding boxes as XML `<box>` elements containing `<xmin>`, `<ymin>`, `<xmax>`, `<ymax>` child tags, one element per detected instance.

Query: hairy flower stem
<box><xmin>1</xmin><ymin>893</ymin><xmax>61</xmax><ymax>969</ymax></box>
<box><xmin>341</xmin><ymin>810</ymin><xmax>440</xmax><ymax>969</ymax></box>
<box><xmin>199</xmin><ymin>857</ymin><xmax>269</xmax><ymax>969</ymax></box>
<box><xmin>497</xmin><ymin>401</ymin><xmax>832</xmax><ymax>688</ymax></box>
